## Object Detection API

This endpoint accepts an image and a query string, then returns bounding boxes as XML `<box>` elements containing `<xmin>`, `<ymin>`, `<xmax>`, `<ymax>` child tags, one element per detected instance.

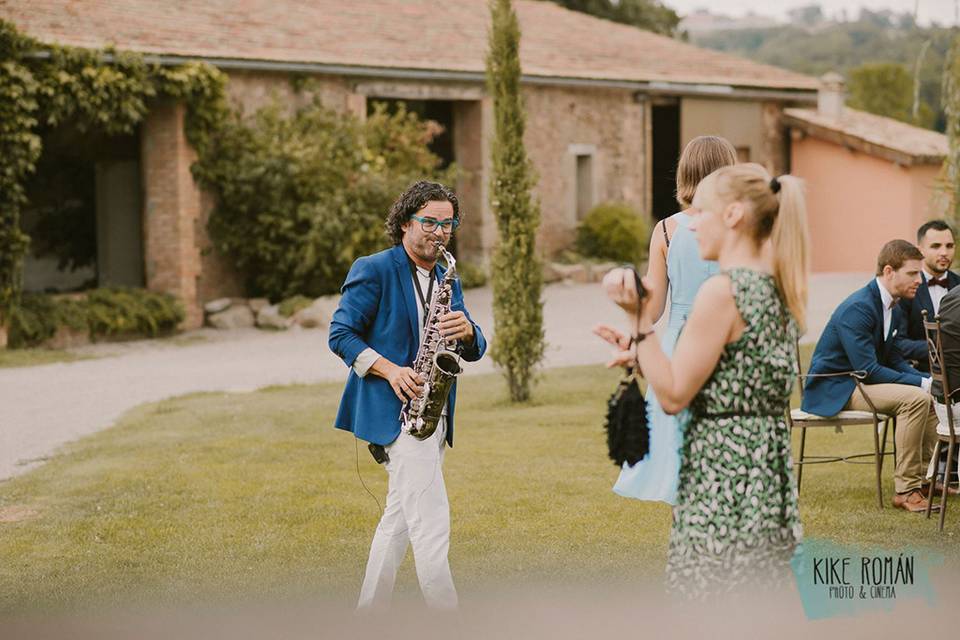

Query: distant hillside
<box><xmin>691</xmin><ymin>17</ymin><xmax>954</xmax><ymax>132</ymax></box>
<box><xmin>679</xmin><ymin>9</ymin><xmax>777</xmax><ymax>35</ymax></box>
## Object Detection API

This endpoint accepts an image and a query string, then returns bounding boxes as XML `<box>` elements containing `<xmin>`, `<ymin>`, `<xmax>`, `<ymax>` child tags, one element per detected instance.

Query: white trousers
<box><xmin>356</xmin><ymin>418</ymin><xmax>457</xmax><ymax>611</ymax></box>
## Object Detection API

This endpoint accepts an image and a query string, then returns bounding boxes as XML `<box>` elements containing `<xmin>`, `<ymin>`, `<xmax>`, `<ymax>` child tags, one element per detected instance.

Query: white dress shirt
<box><xmin>876</xmin><ymin>277</ymin><xmax>896</xmax><ymax>340</ymax></box>
<box><xmin>923</xmin><ymin>269</ymin><xmax>949</xmax><ymax>315</ymax></box>
<box><xmin>877</xmin><ymin>277</ymin><xmax>931</xmax><ymax>392</ymax></box>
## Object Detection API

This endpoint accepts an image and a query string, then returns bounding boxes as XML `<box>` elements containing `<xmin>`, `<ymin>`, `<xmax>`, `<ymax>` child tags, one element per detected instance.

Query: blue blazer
<box><xmin>802</xmin><ymin>280</ymin><xmax>924</xmax><ymax>417</ymax></box>
<box><xmin>896</xmin><ymin>270</ymin><xmax>960</xmax><ymax>365</ymax></box>
<box><xmin>328</xmin><ymin>244</ymin><xmax>487</xmax><ymax>447</ymax></box>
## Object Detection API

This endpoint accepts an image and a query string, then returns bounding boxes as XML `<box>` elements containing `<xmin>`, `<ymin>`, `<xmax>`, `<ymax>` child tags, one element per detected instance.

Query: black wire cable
<box><xmin>355</xmin><ymin>437</ymin><xmax>383</xmax><ymax>517</ymax></box>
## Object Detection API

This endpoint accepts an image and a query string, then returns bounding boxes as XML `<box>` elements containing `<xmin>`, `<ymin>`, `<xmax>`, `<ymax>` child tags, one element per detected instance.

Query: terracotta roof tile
<box><xmin>783</xmin><ymin>106</ymin><xmax>948</xmax><ymax>164</ymax></box>
<box><xmin>2</xmin><ymin>0</ymin><xmax>819</xmax><ymax>91</ymax></box>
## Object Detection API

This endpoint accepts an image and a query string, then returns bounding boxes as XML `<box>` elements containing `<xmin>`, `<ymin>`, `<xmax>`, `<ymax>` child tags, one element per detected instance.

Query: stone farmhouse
<box><xmin>5</xmin><ymin>0</ymin><xmax>820</xmax><ymax>326</ymax></box>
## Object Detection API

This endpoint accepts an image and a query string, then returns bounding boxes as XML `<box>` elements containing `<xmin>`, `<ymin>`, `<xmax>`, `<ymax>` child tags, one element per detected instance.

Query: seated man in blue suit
<box><xmin>896</xmin><ymin>220</ymin><xmax>959</xmax><ymax>371</ymax></box>
<box><xmin>802</xmin><ymin>240</ymin><xmax>938</xmax><ymax>513</ymax></box>
<box><xmin>329</xmin><ymin>181</ymin><xmax>486</xmax><ymax>611</ymax></box>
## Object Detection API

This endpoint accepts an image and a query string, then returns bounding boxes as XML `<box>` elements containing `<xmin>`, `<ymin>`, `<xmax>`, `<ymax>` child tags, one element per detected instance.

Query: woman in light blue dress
<box><xmin>597</xmin><ymin>136</ymin><xmax>737</xmax><ymax>504</ymax></box>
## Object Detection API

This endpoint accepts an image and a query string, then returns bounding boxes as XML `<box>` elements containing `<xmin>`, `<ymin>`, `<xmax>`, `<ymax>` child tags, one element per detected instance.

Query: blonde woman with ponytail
<box><xmin>602</xmin><ymin>163</ymin><xmax>809</xmax><ymax>599</ymax></box>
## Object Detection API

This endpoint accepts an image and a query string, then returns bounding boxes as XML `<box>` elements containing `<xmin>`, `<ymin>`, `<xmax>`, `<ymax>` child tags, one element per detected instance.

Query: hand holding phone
<box><xmin>602</xmin><ymin>266</ymin><xmax>646</xmax><ymax>315</ymax></box>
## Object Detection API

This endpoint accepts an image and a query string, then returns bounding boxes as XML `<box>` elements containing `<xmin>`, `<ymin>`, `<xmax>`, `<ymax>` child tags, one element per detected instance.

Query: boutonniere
<box><xmin>892</xmin><ymin>329</ymin><xmax>898</xmax><ymax>338</ymax></box>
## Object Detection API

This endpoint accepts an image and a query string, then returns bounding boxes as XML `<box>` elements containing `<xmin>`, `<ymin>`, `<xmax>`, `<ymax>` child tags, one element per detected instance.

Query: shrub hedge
<box><xmin>7</xmin><ymin>288</ymin><xmax>184</xmax><ymax>349</ymax></box>
<box><xmin>574</xmin><ymin>202</ymin><xmax>650</xmax><ymax>265</ymax></box>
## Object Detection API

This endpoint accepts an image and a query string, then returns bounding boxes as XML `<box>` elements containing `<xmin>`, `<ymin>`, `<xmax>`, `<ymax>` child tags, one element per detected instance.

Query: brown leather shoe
<box><xmin>892</xmin><ymin>489</ymin><xmax>940</xmax><ymax>513</ymax></box>
<box><xmin>921</xmin><ymin>482</ymin><xmax>960</xmax><ymax>497</ymax></box>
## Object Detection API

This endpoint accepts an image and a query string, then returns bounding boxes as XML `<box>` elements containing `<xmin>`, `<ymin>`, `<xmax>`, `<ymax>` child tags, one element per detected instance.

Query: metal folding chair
<box><xmin>921</xmin><ymin>310</ymin><xmax>958</xmax><ymax>530</ymax></box>
<box><xmin>787</xmin><ymin>339</ymin><xmax>896</xmax><ymax>509</ymax></box>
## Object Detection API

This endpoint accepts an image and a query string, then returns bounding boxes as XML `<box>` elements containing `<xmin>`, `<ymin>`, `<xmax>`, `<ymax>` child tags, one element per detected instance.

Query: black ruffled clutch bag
<box><xmin>604</xmin><ymin>368</ymin><xmax>649</xmax><ymax>467</ymax></box>
<box><xmin>602</xmin><ymin>264</ymin><xmax>649</xmax><ymax>467</ymax></box>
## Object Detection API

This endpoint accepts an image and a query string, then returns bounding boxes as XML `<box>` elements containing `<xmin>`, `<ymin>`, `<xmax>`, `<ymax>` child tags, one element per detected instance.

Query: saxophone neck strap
<box><xmin>408</xmin><ymin>257</ymin><xmax>435</xmax><ymax>326</ymax></box>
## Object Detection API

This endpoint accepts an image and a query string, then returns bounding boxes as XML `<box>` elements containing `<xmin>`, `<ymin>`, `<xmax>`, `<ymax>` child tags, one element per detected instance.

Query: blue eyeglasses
<box><xmin>411</xmin><ymin>215</ymin><xmax>460</xmax><ymax>234</ymax></box>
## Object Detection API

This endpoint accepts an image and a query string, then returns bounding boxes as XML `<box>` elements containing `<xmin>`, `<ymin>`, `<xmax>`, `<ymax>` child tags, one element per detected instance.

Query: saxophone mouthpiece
<box><xmin>435</xmin><ymin>241</ymin><xmax>456</xmax><ymax>275</ymax></box>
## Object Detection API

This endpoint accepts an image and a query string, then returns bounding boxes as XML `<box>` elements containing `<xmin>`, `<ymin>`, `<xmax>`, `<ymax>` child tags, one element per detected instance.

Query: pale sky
<box><xmin>664</xmin><ymin>0</ymin><xmax>959</xmax><ymax>26</ymax></box>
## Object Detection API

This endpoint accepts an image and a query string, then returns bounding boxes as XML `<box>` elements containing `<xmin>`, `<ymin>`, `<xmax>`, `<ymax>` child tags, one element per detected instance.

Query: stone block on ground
<box><xmin>257</xmin><ymin>304</ymin><xmax>292</xmax><ymax>330</ymax></box>
<box><xmin>588</xmin><ymin>261</ymin><xmax>618</xmax><ymax>282</ymax></box>
<box><xmin>295</xmin><ymin>305</ymin><xmax>325</xmax><ymax>329</ymax></box>
<box><xmin>204</xmin><ymin>298</ymin><xmax>232</xmax><ymax>314</ymax></box>
<box><xmin>208</xmin><ymin>305</ymin><xmax>256</xmax><ymax>329</ymax></box>
<box><xmin>551</xmin><ymin>262</ymin><xmax>590</xmax><ymax>284</ymax></box>
<box><xmin>248</xmin><ymin>298</ymin><xmax>270</xmax><ymax>314</ymax></box>
<box><xmin>543</xmin><ymin>262</ymin><xmax>564</xmax><ymax>284</ymax></box>
<box><xmin>295</xmin><ymin>295</ymin><xmax>341</xmax><ymax>329</ymax></box>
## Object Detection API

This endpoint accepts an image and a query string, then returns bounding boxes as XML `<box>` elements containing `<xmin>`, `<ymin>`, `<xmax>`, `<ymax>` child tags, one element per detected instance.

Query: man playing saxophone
<box><xmin>329</xmin><ymin>180</ymin><xmax>487</xmax><ymax>611</ymax></box>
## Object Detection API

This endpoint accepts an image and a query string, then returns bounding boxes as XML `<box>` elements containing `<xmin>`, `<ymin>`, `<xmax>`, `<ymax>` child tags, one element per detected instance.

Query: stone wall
<box><xmin>521</xmin><ymin>85</ymin><xmax>646</xmax><ymax>258</ymax></box>
<box><xmin>225</xmin><ymin>70</ymin><xmax>358</xmax><ymax>115</ymax></box>
<box><xmin>141</xmin><ymin>68</ymin><xmax>791</xmax><ymax>314</ymax></box>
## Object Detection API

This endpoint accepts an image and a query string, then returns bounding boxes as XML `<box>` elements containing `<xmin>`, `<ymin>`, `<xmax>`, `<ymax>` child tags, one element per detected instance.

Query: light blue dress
<box><xmin>612</xmin><ymin>211</ymin><xmax>719</xmax><ymax>505</ymax></box>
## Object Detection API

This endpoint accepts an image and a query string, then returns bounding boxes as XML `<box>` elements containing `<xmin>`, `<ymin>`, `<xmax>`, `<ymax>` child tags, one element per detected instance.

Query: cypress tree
<box><xmin>944</xmin><ymin>33</ymin><xmax>960</xmax><ymax>227</ymax></box>
<box><xmin>485</xmin><ymin>0</ymin><xmax>546</xmax><ymax>402</ymax></box>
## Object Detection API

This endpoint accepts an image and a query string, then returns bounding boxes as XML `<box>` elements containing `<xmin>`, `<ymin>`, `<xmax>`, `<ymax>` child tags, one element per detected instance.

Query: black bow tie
<box><xmin>929</xmin><ymin>276</ymin><xmax>950</xmax><ymax>288</ymax></box>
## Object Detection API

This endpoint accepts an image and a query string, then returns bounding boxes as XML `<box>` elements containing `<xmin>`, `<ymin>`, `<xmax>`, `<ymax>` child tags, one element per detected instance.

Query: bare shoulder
<box><xmin>662</xmin><ymin>214</ymin><xmax>680</xmax><ymax>238</ymax></box>
<box><xmin>693</xmin><ymin>275</ymin><xmax>739</xmax><ymax>319</ymax></box>
<box><xmin>693</xmin><ymin>274</ymin><xmax>746</xmax><ymax>341</ymax></box>
<box><xmin>696</xmin><ymin>273</ymin><xmax>735</xmax><ymax>304</ymax></box>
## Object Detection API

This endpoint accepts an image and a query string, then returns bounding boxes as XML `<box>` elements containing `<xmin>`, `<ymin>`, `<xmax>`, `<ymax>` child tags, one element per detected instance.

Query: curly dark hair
<box><xmin>385</xmin><ymin>180</ymin><xmax>460</xmax><ymax>245</ymax></box>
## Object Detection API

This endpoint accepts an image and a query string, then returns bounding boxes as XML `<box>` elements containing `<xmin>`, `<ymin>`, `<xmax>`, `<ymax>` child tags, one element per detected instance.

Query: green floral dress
<box><xmin>665</xmin><ymin>268</ymin><xmax>803</xmax><ymax>600</ymax></box>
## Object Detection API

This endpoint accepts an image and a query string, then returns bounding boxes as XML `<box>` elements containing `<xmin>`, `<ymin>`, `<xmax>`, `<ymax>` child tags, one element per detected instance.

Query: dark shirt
<box><xmin>897</xmin><ymin>270</ymin><xmax>960</xmax><ymax>372</ymax></box>
<box><xmin>934</xmin><ymin>286</ymin><xmax>960</xmax><ymax>401</ymax></box>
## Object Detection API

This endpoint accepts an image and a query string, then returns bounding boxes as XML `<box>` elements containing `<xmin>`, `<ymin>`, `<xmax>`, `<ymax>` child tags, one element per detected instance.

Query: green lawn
<box><xmin>0</xmin><ymin>349</ymin><xmax>94</xmax><ymax>369</ymax></box>
<box><xmin>0</xmin><ymin>355</ymin><xmax>957</xmax><ymax>614</ymax></box>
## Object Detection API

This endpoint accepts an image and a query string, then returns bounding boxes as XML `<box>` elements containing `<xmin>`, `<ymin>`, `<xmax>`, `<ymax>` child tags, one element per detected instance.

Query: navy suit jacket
<box><xmin>802</xmin><ymin>280</ymin><xmax>924</xmax><ymax>417</ymax></box>
<box><xmin>328</xmin><ymin>244</ymin><xmax>487</xmax><ymax>447</ymax></box>
<box><xmin>896</xmin><ymin>270</ymin><xmax>960</xmax><ymax>365</ymax></box>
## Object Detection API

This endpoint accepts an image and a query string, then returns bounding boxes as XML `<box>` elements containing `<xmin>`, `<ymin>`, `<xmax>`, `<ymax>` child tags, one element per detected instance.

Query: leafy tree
<box><xmin>787</xmin><ymin>4</ymin><xmax>824</xmax><ymax>27</ymax></box>
<box><xmin>0</xmin><ymin>19</ymin><xmax>227</xmax><ymax>344</ymax></box>
<box><xmin>847</xmin><ymin>62</ymin><xmax>934</xmax><ymax>127</ymax></box>
<box><xmin>692</xmin><ymin>19</ymin><xmax>952</xmax><ymax>132</ymax></box>
<box><xmin>486</xmin><ymin>0</ymin><xmax>546</xmax><ymax>402</ymax></box>
<box><xmin>194</xmin><ymin>98</ymin><xmax>454</xmax><ymax>300</ymax></box>
<box><xmin>857</xmin><ymin>8</ymin><xmax>896</xmax><ymax>28</ymax></box>
<box><xmin>545</xmin><ymin>0</ymin><xmax>679</xmax><ymax>36</ymax></box>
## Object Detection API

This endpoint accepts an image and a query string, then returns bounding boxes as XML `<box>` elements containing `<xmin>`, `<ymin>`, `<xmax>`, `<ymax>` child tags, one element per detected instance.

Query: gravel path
<box><xmin>0</xmin><ymin>273</ymin><xmax>869</xmax><ymax>481</ymax></box>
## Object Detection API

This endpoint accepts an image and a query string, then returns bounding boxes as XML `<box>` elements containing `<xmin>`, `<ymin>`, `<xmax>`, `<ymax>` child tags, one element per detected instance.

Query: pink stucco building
<box><xmin>783</xmin><ymin>74</ymin><xmax>949</xmax><ymax>273</ymax></box>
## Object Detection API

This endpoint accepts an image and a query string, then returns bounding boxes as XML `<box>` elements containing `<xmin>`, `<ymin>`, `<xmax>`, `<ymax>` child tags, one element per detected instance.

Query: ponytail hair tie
<box><xmin>769</xmin><ymin>176</ymin><xmax>781</xmax><ymax>194</ymax></box>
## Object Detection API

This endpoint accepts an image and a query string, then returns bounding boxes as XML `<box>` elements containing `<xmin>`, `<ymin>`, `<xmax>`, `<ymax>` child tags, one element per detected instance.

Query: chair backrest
<box><xmin>922</xmin><ymin>310</ymin><xmax>957</xmax><ymax>439</ymax></box>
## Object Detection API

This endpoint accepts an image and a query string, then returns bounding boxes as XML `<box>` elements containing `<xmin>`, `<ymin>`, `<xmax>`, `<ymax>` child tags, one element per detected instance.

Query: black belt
<box><xmin>697</xmin><ymin>411</ymin><xmax>785</xmax><ymax>419</ymax></box>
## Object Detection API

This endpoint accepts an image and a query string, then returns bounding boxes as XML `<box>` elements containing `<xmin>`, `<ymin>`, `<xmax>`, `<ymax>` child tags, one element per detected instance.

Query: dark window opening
<box><xmin>575</xmin><ymin>154</ymin><xmax>594</xmax><ymax>221</ymax></box>
<box><xmin>22</xmin><ymin>125</ymin><xmax>143</xmax><ymax>293</ymax></box>
<box><xmin>368</xmin><ymin>99</ymin><xmax>455</xmax><ymax>169</ymax></box>
<box><xmin>651</xmin><ymin>102</ymin><xmax>681</xmax><ymax>221</ymax></box>
<box><xmin>368</xmin><ymin>98</ymin><xmax>458</xmax><ymax>256</ymax></box>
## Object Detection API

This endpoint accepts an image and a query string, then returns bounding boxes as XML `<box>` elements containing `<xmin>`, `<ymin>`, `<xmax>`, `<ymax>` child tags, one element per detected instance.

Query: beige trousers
<box><xmin>847</xmin><ymin>384</ymin><xmax>937</xmax><ymax>494</ymax></box>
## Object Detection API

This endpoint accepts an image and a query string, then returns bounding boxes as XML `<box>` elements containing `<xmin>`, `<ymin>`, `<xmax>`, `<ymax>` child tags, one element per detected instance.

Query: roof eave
<box><xmin>783</xmin><ymin>113</ymin><xmax>946</xmax><ymax>167</ymax></box>
<box><xmin>26</xmin><ymin>49</ymin><xmax>818</xmax><ymax>102</ymax></box>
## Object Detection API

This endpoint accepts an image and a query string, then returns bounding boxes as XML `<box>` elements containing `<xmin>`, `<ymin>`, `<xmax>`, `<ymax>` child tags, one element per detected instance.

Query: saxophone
<box><xmin>400</xmin><ymin>241</ymin><xmax>464</xmax><ymax>440</ymax></box>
